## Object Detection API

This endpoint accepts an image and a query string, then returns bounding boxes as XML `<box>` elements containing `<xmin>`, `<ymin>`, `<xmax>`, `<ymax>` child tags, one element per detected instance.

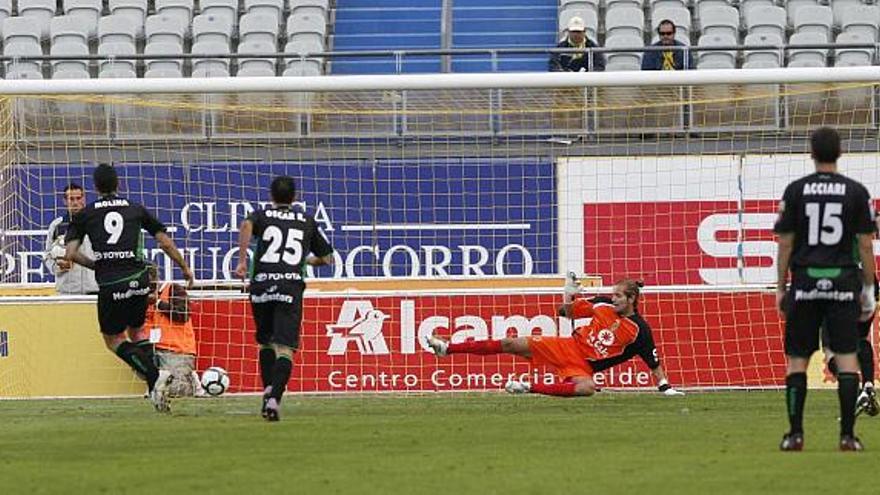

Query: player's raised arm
<box><xmin>155</xmin><ymin>232</ymin><xmax>194</xmax><ymax>289</ymax></box>
<box><xmin>234</xmin><ymin>218</ymin><xmax>253</xmax><ymax>281</ymax></box>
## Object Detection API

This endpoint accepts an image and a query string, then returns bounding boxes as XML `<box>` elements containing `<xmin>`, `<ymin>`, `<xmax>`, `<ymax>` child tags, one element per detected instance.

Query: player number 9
<box><xmin>104</xmin><ymin>211</ymin><xmax>124</xmax><ymax>245</ymax></box>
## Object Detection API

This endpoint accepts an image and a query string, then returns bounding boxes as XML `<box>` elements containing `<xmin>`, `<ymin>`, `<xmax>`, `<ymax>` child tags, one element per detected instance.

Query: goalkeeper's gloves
<box><xmin>563</xmin><ymin>271</ymin><xmax>581</xmax><ymax>304</ymax></box>
<box><xmin>658</xmin><ymin>380</ymin><xmax>685</xmax><ymax>396</ymax></box>
<box><xmin>860</xmin><ymin>283</ymin><xmax>877</xmax><ymax>321</ymax></box>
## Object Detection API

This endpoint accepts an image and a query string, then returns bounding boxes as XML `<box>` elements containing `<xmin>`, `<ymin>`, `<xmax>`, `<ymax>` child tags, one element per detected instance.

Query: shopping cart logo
<box><xmin>0</xmin><ymin>330</ymin><xmax>8</xmax><ymax>357</ymax></box>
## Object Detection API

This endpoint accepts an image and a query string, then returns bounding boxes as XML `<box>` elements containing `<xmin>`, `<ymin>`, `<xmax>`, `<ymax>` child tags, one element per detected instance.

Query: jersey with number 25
<box><xmin>247</xmin><ymin>206</ymin><xmax>333</xmax><ymax>286</ymax></box>
<box><xmin>67</xmin><ymin>194</ymin><xmax>166</xmax><ymax>286</ymax></box>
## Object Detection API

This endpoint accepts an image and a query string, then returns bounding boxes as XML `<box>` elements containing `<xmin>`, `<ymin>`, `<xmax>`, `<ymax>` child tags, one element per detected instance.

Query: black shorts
<box><xmin>249</xmin><ymin>282</ymin><xmax>304</xmax><ymax>349</ymax></box>
<box><xmin>97</xmin><ymin>272</ymin><xmax>150</xmax><ymax>335</ymax></box>
<box><xmin>785</xmin><ymin>268</ymin><xmax>860</xmax><ymax>357</ymax></box>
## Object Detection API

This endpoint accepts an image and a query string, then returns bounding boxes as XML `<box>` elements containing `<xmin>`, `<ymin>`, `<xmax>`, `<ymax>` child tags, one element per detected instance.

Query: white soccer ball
<box><xmin>200</xmin><ymin>366</ymin><xmax>230</xmax><ymax>396</ymax></box>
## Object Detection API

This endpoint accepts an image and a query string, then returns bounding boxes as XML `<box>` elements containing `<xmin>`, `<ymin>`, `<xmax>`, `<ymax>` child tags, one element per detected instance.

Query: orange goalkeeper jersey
<box><xmin>146</xmin><ymin>283</ymin><xmax>196</xmax><ymax>355</ymax></box>
<box><xmin>569</xmin><ymin>298</ymin><xmax>640</xmax><ymax>361</ymax></box>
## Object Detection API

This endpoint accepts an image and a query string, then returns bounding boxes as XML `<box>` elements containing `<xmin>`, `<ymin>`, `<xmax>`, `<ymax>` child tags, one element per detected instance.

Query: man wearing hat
<box><xmin>549</xmin><ymin>16</ymin><xmax>604</xmax><ymax>72</ymax></box>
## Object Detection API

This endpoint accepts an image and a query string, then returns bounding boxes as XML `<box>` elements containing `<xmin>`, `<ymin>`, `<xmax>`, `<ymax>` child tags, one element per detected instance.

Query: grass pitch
<box><xmin>1</xmin><ymin>391</ymin><xmax>877</xmax><ymax>495</ymax></box>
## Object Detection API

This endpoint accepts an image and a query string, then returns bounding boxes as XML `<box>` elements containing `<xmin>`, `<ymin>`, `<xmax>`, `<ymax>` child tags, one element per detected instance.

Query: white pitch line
<box><xmin>340</xmin><ymin>223</ymin><xmax>531</xmax><ymax>232</ymax></box>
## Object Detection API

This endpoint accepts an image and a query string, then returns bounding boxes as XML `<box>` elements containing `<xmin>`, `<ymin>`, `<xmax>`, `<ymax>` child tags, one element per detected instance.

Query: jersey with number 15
<box><xmin>66</xmin><ymin>194</ymin><xmax>166</xmax><ymax>286</ymax></box>
<box><xmin>247</xmin><ymin>206</ymin><xmax>333</xmax><ymax>284</ymax></box>
<box><xmin>774</xmin><ymin>172</ymin><xmax>875</xmax><ymax>269</ymax></box>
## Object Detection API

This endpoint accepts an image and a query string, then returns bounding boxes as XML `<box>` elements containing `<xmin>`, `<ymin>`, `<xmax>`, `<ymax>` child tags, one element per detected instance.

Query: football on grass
<box><xmin>200</xmin><ymin>367</ymin><xmax>230</xmax><ymax>396</ymax></box>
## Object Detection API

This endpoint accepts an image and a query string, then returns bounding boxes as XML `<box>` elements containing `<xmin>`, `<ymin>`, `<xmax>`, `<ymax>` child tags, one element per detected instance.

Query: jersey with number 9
<box><xmin>66</xmin><ymin>194</ymin><xmax>166</xmax><ymax>286</ymax></box>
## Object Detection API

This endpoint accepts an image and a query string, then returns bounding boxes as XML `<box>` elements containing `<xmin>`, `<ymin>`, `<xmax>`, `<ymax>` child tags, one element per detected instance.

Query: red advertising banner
<box><xmin>192</xmin><ymin>291</ymin><xmax>787</xmax><ymax>393</ymax></box>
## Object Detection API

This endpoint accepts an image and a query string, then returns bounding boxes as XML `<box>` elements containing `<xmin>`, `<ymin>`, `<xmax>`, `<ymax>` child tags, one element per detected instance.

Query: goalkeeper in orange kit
<box><xmin>426</xmin><ymin>275</ymin><xmax>648</xmax><ymax>397</ymax></box>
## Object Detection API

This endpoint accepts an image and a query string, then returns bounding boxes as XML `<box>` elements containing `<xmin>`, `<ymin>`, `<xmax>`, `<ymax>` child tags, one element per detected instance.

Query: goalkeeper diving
<box><xmin>426</xmin><ymin>273</ymin><xmax>684</xmax><ymax>397</ymax></box>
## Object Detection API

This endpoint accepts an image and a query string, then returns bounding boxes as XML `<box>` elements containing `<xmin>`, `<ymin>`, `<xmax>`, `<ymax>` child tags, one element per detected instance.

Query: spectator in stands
<box><xmin>549</xmin><ymin>16</ymin><xmax>604</xmax><ymax>72</ymax></box>
<box><xmin>641</xmin><ymin>20</ymin><xmax>693</xmax><ymax>71</ymax></box>
<box><xmin>145</xmin><ymin>263</ymin><xmax>205</xmax><ymax>398</ymax></box>
<box><xmin>43</xmin><ymin>183</ymin><xmax>98</xmax><ymax>295</ymax></box>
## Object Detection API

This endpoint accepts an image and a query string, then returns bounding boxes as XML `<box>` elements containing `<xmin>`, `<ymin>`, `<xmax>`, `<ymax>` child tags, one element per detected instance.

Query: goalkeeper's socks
<box><xmin>269</xmin><ymin>355</ymin><xmax>293</xmax><ymax>402</ymax></box>
<box><xmin>447</xmin><ymin>340</ymin><xmax>502</xmax><ymax>355</ymax></box>
<box><xmin>134</xmin><ymin>339</ymin><xmax>156</xmax><ymax>367</ymax></box>
<box><xmin>259</xmin><ymin>346</ymin><xmax>276</xmax><ymax>389</ymax></box>
<box><xmin>785</xmin><ymin>372</ymin><xmax>807</xmax><ymax>435</ymax></box>
<box><xmin>530</xmin><ymin>382</ymin><xmax>578</xmax><ymax>397</ymax></box>
<box><xmin>115</xmin><ymin>341</ymin><xmax>160</xmax><ymax>390</ymax></box>
<box><xmin>838</xmin><ymin>372</ymin><xmax>859</xmax><ymax>437</ymax></box>
<box><xmin>857</xmin><ymin>341</ymin><xmax>874</xmax><ymax>387</ymax></box>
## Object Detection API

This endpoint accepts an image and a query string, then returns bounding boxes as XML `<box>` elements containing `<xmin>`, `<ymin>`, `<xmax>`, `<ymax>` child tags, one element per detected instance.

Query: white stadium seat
<box><xmin>606</xmin><ymin>0</ymin><xmax>644</xmax><ymax>9</ymax></box>
<box><xmin>3</xmin><ymin>17</ymin><xmax>42</xmax><ymax>50</ymax></box>
<box><xmin>745</xmin><ymin>5</ymin><xmax>786</xmax><ymax>40</ymax></box>
<box><xmin>19</xmin><ymin>0</ymin><xmax>55</xmax><ymax>39</ymax></box>
<box><xmin>192</xmin><ymin>13</ymin><xmax>234</xmax><ymax>47</ymax></box>
<box><xmin>191</xmin><ymin>40</ymin><xmax>232</xmax><ymax>77</ymax></box>
<box><xmin>650</xmin><ymin>0</ymin><xmax>688</xmax><ymax>10</ymax></box>
<box><xmin>834</xmin><ymin>32</ymin><xmax>873</xmax><ymax>68</ymax></box>
<box><xmin>559</xmin><ymin>0</ymin><xmax>600</xmax><ymax>17</ymax></box>
<box><xmin>699</xmin><ymin>5</ymin><xmax>739</xmax><ymax>41</ymax></box>
<box><xmin>832</xmin><ymin>0</ymin><xmax>862</xmax><ymax>28</ymax></box>
<box><xmin>99</xmin><ymin>15</ymin><xmax>138</xmax><ymax>49</ymax></box>
<box><xmin>200</xmin><ymin>0</ymin><xmax>239</xmax><ymax>27</ymax></box>
<box><xmin>696</xmin><ymin>33</ymin><xmax>737</xmax><ymax>69</ymax></box>
<box><xmin>787</xmin><ymin>31</ymin><xmax>828</xmax><ymax>68</ymax></box>
<box><xmin>109</xmin><ymin>0</ymin><xmax>148</xmax><ymax>37</ymax></box>
<box><xmin>51</xmin><ymin>16</ymin><xmax>90</xmax><ymax>47</ymax></box>
<box><xmin>144</xmin><ymin>41</ymin><xmax>184</xmax><ymax>78</ymax></box>
<box><xmin>840</xmin><ymin>6</ymin><xmax>880</xmax><ymax>43</ymax></box>
<box><xmin>606</xmin><ymin>7</ymin><xmax>645</xmax><ymax>39</ymax></box>
<box><xmin>146</xmin><ymin>14</ymin><xmax>188</xmax><ymax>49</ymax></box>
<box><xmin>155</xmin><ymin>0</ymin><xmax>195</xmax><ymax>25</ymax></box>
<box><xmin>786</xmin><ymin>0</ymin><xmax>821</xmax><ymax>27</ymax></box>
<box><xmin>603</xmin><ymin>33</ymin><xmax>644</xmax><ymax>71</ymax></box>
<box><xmin>291</xmin><ymin>0</ymin><xmax>330</xmax><ymax>22</ymax></box>
<box><xmin>793</xmin><ymin>6</ymin><xmax>832</xmax><ymax>42</ymax></box>
<box><xmin>98</xmin><ymin>41</ymin><xmax>136</xmax><ymax>78</ymax></box>
<box><xmin>237</xmin><ymin>40</ymin><xmax>277</xmax><ymax>77</ymax></box>
<box><xmin>287</xmin><ymin>12</ymin><xmax>327</xmax><ymax>49</ymax></box>
<box><xmin>742</xmin><ymin>32</ymin><xmax>783</xmax><ymax>69</ymax></box>
<box><xmin>64</xmin><ymin>0</ymin><xmax>101</xmax><ymax>38</ymax></box>
<box><xmin>51</xmin><ymin>41</ymin><xmax>90</xmax><ymax>79</ymax></box>
<box><xmin>244</xmin><ymin>0</ymin><xmax>284</xmax><ymax>26</ymax></box>
<box><xmin>239</xmin><ymin>12</ymin><xmax>279</xmax><ymax>47</ymax></box>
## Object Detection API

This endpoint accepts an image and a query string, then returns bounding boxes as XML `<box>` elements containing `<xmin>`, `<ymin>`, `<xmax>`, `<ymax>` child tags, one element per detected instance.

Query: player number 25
<box><xmin>805</xmin><ymin>202</ymin><xmax>842</xmax><ymax>246</ymax></box>
<box><xmin>260</xmin><ymin>226</ymin><xmax>304</xmax><ymax>265</ymax></box>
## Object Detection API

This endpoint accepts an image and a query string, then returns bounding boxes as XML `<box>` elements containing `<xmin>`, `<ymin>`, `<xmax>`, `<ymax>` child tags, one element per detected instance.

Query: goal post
<box><xmin>1</xmin><ymin>68</ymin><xmax>879</xmax><ymax>398</ymax></box>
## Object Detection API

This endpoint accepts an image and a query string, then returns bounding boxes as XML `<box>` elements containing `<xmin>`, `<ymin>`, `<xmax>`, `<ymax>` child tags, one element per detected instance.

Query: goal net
<box><xmin>1</xmin><ymin>69</ymin><xmax>878</xmax><ymax>397</ymax></box>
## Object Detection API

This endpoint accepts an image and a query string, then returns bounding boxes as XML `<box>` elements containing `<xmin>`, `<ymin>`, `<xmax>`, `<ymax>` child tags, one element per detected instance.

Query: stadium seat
<box><xmin>745</xmin><ymin>5</ymin><xmax>786</xmax><ymax>40</ymax></box>
<box><xmin>604</xmin><ymin>33</ymin><xmax>643</xmax><ymax>71</ymax></box>
<box><xmin>291</xmin><ymin>0</ymin><xmax>330</xmax><ymax>21</ymax></box>
<box><xmin>742</xmin><ymin>32</ymin><xmax>783</xmax><ymax>68</ymax></box>
<box><xmin>155</xmin><ymin>0</ymin><xmax>195</xmax><ymax>25</ymax></box>
<box><xmin>5</xmin><ymin>42</ymin><xmax>43</xmax><ymax>78</ymax></box>
<box><xmin>51</xmin><ymin>41</ymin><xmax>90</xmax><ymax>79</ymax></box>
<box><xmin>560</xmin><ymin>0</ymin><xmax>600</xmax><ymax>17</ymax></box>
<box><xmin>146</xmin><ymin>14</ymin><xmax>188</xmax><ymax>49</ymax></box>
<box><xmin>287</xmin><ymin>11</ymin><xmax>327</xmax><ymax>50</ymax></box>
<box><xmin>834</xmin><ymin>31</ymin><xmax>874</xmax><ymax>67</ymax></box>
<box><xmin>144</xmin><ymin>41</ymin><xmax>184</xmax><ymax>78</ymax></box>
<box><xmin>3</xmin><ymin>17</ymin><xmax>43</xmax><ymax>50</ymax></box>
<box><xmin>19</xmin><ymin>0</ymin><xmax>56</xmax><ymax>40</ymax></box>
<box><xmin>239</xmin><ymin>12</ymin><xmax>279</xmax><ymax>47</ymax></box>
<box><xmin>98</xmin><ymin>41</ymin><xmax>136</xmax><ymax>78</ymax></box>
<box><xmin>786</xmin><ymin>0</ymin><xmax>821</xmax><ymax>27</ymax></box>
<box><xmin>558</xmin><ymin>8</ymin><xmax>599</xmax><ymax>42</ymax></box>
<box><xmin>606</xmin><ymin>0</ymin><xmax>645</xmax><ymax>9</ymax></box>
<box><xmin>650</xmin><ymin>7</ymin><xmax>691</xmax><ymax>45</ymax></box>
<box><xmin>109</xmin><ymin>0</ymin><xmax>148</xmax><ymax>37</ymax></box>
<box><xmin>739</xmin><ymin>0</ymin><xmax>775</xmax><ymax>20</ymax></box>
<box><xmin>284</xmin><ymin>38</ymin><xmax>324</xmax><ymax>70</ymax></box>
<box><xmin>650</xmin><ymin>0</ymin><xmax>688</xmax><ymax>10</ymax></box>
<box><xmin>63</xmin><ymin>0</ymin><xmax>101</xmax><ymax>38</ymax></box>
<box><xmin>200</xmin><ymin>0</ymin><xmax>239</xmax><ymax>27</ymax></box>
<box><xmin>237</xmin><ymin>40</ymin><xmax>277</xmax><ymax>77</ymax></box>
<box><xmin>832</xmin><ymin>0</ymin><xmax>862</xmax><ymax>28</ymax></box>
<box><xmin>51</xmin><ymin>16</ymin><xmax>90</xmax><ymax>47</ymax></box>
<box><xmin>98</xmin><ymin>15</ymin><xmax>138</xmax><ymax>49</ymax></box>
<box><xmin>0</xmin><ymin>0</ymin><xmax>10</xmax><ymax>37</ymax></box>
<box><xmin>695</xmin><ymin>0</ymin><xmax>735</xmax><ymax>18</ymax></box>
<box><xmin>696</xmin><ymin>33</ymin><xmax>737</xmax><ymax>69</ymax></box>
<box><xmin>283</xmin><ymin>59</ymin><xmax>322</xmax><ymax>77</ymax></box>
<box><xmin>244</xmin><ymin>0</ymin><xmax>284</xmax><ymax>26</ymax></box>
<box><xmin>192</xmin><ymin>13</ymin><xmax>234</xmax><ymax>47</ymax></box>
<box><xmin>793</xmin><ymin>5</ymin><xmax>832</xmax><ymax>42</ymax></box>
<box><xmin>787</xmin><ymin>31</ymin><xmax>828</xmax><ymax>68</ymax></box>
<box><xmin>698</xmin><ymin>5</ymin><xmax>739</xmax><ymax>41</ymax></box>
<box><xmin>840</xmin><ymin>6</ymin><xmax>880</xmax><ymax>43</ymax></box>
<box><xmin>191</xmin><ymin>40</ymin><xmax>231</xmax><ymax>77</ymax></box>
<box><xmin>606</xmin><ymin>7</ymin><xmax>645</xmax><ymax>40</ymax></box>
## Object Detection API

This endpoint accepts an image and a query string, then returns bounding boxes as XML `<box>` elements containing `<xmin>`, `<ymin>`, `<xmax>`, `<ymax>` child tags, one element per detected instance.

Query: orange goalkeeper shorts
<box><xmin>527</xmin><ymin>336</ymin><xmax>593</xmax><ymax>380</ymax></box>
